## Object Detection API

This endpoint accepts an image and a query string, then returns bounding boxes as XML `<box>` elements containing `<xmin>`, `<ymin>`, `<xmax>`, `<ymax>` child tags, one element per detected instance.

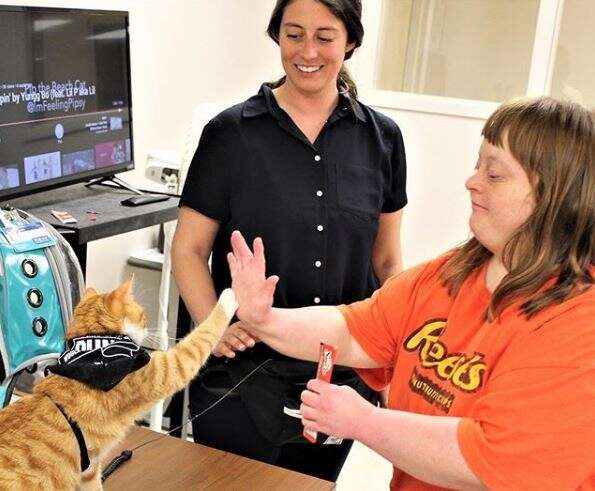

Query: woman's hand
<box><xmin>300</xmin><ymin>378</ymin><xmax>376</xmax><ymax>441</ymax></box>
<box><xmin>227</xmin><ymin>230</ymin><xmax>279</xmax><ymax>329</ymax></box>
<box><xmin>213</xmin><ymin>321</ymin><xmax>259</xmax><ymax>358</ymax></box>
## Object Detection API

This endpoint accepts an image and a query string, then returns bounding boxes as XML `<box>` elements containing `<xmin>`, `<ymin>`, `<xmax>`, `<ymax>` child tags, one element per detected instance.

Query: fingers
<box><xmin>212</xmin><ymin>341</ymin><xmax>236</xmax><ymax>358</ymax></box>
<box><xmin>212</xmin><ymin>337</ymin><xmax>248</xmax><ymax>358</ymax></box>
<box><xmin>300</xmin><ymin>403</ymin><xmax>318</xmax><ymax>422</ymax></box>
<box><xmin>228</xmin><ymin>233</ymin><xmax>266</xmax><ymax>280</ymax></box>
<box><xmin>228</xmin><ymin>231</ymin><xmax>277</xmax><ymax>327</ymax></box>
<box><xmin>265</xmin><ymin>275</ymin><xmax>279</xmax><ymax>298</ymax></box>
<box><xmin>306</xmin><ymin>378</ymin><xmax>327</xmax><ymax>393</ymax></box>
<box><xmin>302</xmin><ymin>418</ymin><xmax>321</xmax><ymax>434</ymax></box>
<box><xmin>227</xmin><ymin>334</ymin><xmax>248</xmax><ymax>351</ymax></box>
<box><xmin>227</xmin><ymin>252</ymin><xmax>237</xmax><ymax>275</ymax></box>
<box><xmin>230</xmin><ymin>230</ymin><xmax>253</xmax><ymax>265</ymax></box>
<box><xmin>213</xmin><ymin>323</ymin><xmax>258</xmax><ymax>358</ymax></box>
<box><xmin>301</xmin><ymin>389</ymin><xmax>320</xmax><ymax>407</ymax></box>
<box><xmin>253</xmin><ymin>237</ymin><xmax>266</xmax><ymax>273</ymax></box>
<box><xmin>232</xmin><ymin>327</ymin><xmax>256</xmax><ymax>348</ymax></box>
<box><xmin>300</xmin><ymin>389</ymin><xmax>333</xmax><ymax>437</ymax></box>
<box><xmin>300</xmin><ymin>389</ymin><xmax>322</xmax><ymax>427</ymax></box>
<box><xmin>228</xmin><ymin>233</ymin><xmax>279</xmax><ymax>299</ymax></box>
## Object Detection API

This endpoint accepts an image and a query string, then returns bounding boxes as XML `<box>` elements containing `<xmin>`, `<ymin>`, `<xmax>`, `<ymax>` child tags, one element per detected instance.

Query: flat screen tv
<box><xmin>0</xmin><ymin>6</ymin><xmax>133</xmax><ymax>201</ymax></box>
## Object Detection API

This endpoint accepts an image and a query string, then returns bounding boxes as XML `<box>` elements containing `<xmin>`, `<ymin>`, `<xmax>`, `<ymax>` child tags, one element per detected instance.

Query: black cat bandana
<box><xmin>47</xmin><ymin>334</ymin><xmax>150</xmax><ymax>391</ymax></box>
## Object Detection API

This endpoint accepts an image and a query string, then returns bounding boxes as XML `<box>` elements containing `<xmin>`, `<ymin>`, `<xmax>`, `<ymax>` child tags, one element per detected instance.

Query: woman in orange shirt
<box><xmin>225</xmin><ymin>96</ymin><xmax>594</xmax><ymax>490</ymax></box>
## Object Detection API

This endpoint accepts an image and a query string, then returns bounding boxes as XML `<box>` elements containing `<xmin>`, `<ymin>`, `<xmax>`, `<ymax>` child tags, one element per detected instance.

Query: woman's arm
<box><xmin>171</xmin><ymin>206</ymin><xmax>220</xmax><ymax>323</ymax></box>
<box><xmin>359</xmin><ymin>407</ymin><xmax>483</xmax><ymax>489</ymax></box>
<box><xmin>372</xmin><ymin>210</ymin><xmax>404</xmax><ymax>284</ymax></box>
<box><xmin>228</xmin><ymin>231</ymin><xmax>380</xmax><ymax>368</ymax></box>
<box><xmin>301</xmin><ymin>379</ymin><xmax>485</xmax><ymax>490</ymax></box>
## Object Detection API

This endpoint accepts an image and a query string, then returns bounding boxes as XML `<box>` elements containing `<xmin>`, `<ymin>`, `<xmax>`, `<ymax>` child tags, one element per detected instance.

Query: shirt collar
<box><xmin>242</xmin><ymin>83</ymin><xmax>366</xmax><ymax>123</ymax></box>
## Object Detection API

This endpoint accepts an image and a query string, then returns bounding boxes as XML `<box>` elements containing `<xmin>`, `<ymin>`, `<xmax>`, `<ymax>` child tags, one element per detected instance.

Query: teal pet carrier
<box><xmin>0</xmin><ymin>207</ymin><xmax>84</xmax><ymax>406</ymax></box>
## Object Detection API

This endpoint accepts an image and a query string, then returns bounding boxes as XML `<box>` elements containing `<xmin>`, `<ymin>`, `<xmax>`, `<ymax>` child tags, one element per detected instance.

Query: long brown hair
<box><xmin>441</xmin><ymin>97</ymin><xmax>594</xmax><ymax>320</ymax></box>
<box><xmin>266</xmin><ymin>0</ymin><xmax>363</xmax><ymax>99</ymax></box>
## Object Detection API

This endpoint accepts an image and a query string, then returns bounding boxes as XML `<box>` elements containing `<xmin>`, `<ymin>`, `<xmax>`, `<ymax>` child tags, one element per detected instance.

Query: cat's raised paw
<box><xmin>219</xmin><ymin>288</ymin><xmax>238</xmax><ymax>319</ymax></box>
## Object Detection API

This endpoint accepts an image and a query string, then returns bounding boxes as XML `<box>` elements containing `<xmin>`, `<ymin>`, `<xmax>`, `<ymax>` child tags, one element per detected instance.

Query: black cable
<box><xmin>100</xmin><ymin>450</ymin><xmax>132</xmax><ymax>482</ymax></box>
<box><xmin>101</xmin><ymin>358</ymin><xmax>272</xmax><ymax>482</ymax></box>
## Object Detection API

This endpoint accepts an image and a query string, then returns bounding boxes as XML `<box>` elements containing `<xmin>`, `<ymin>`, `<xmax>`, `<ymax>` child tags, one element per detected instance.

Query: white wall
<box><xmin>367</xmin><ymin>106</ymin><xmax>483</xmax><ymax>268</ymax></box>
<box><xmin>128</xmin><ymin>0</ymin><xmax>281</xmax><ymax>177</ymax></box>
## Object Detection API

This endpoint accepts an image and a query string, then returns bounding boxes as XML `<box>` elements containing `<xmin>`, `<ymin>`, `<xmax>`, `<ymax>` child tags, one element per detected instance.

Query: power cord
<box><xmin>90</xmin><ymin>180</ymin><xmax>181</xmax><ymax>197</ymax></box>
<box><xmin>101</xmin><ymin>358</ymin><xmax>272</xmax><ymax>482</ymax></box>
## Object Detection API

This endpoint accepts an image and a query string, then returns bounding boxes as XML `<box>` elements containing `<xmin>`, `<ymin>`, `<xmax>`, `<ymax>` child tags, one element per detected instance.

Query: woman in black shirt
<box><xmin>172</xmin><ymin>0</ymin><xmax>407</xmax><ymax>481</ymax></box>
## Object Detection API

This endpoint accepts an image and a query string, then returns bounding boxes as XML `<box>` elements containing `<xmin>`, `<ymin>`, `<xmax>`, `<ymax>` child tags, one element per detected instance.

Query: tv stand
<box><xmin>86</xmin><ymin>175</ymin><xmax>143</xmax><ymax>195</ymax></box>
<box><xmin>1</xmin><ymin>182</ymin><xmax>179</xmax><ymax>276</ymax></box>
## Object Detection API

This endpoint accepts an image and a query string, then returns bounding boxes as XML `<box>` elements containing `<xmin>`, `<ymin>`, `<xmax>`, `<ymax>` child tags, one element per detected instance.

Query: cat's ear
<box><xmin>114</xmin><ymin>275</ymin><xmax>134</xmax><ymax>301</ymax></box>
<box><xmin>84</xmin><ymin>287</ymin><xmax>98</xmax><ymax>299</ymax></box>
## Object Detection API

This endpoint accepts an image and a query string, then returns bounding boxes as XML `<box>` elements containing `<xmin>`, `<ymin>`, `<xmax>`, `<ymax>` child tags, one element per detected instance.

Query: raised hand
<box><xmin>212</xmin><ymin>321</ymin><xmax>259</xmax><ymax>358</ymax></box>
<box><xmin>227</xmin><ymin>230</ymin><xmax>279</xmax><ymax>329</ymax></box>
<box><xmin>300</xmin><ymin>378</ymin><xmax>375</xmax><ymax>441</ymax></box>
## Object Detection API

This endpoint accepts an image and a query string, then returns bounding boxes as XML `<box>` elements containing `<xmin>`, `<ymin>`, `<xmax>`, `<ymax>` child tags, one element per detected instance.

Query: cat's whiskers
<box><xmin>123</xmin><ymin>320</ymin><xmax>146</xmax><ymax>345</ymax></box>
<box><xmin>142</xmin><ymin>332</ymin><xmax>181</xmax><ymax>347</ymax></box>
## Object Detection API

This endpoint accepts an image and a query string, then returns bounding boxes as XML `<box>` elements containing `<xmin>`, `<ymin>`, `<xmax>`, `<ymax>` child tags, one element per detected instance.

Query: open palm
<box><xmin>227</xmin><ymin>230</ymin><xmax>279</xmax><ymax>328</ymax></box>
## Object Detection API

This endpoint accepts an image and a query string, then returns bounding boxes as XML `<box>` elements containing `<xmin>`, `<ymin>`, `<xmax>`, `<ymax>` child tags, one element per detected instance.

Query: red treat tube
<box><xmin>303</xmin><ymin>343</ymin><xmax>338</xmax><ymax>443</ymax></box>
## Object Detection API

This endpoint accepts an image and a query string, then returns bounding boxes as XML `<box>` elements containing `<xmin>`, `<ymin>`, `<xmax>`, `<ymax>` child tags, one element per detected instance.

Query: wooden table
<box><xmin>104</xmin><ymin>426</ymin><xmax>335</xmax><ymax>490</ymax></box>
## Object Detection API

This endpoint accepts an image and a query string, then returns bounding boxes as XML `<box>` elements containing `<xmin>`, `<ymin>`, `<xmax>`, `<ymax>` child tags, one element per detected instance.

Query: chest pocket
<box><xmin>337</xmin><ymin>163</ymin><xmax>382</xmax><ymax>216</ymax></box>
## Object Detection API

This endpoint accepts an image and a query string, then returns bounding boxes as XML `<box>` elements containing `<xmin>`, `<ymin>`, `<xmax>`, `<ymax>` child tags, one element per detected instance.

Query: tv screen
<box><xmin>0</xmin><ymin>6</ymin><xmax>133</xmax><ymax>200</ymax></box>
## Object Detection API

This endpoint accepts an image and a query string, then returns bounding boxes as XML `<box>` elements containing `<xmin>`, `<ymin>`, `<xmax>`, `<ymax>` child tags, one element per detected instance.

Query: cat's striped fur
<box><xmin>0</xmin><ymin>280</ymin><xmax>237</xmax><ymax>490</ymax></box>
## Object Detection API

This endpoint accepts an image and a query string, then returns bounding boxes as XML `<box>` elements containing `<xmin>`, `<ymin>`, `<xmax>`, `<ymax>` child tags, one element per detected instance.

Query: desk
<box><xmin>104</xmin><ymin>426</ymin><xmax>335</xmax><ymax>490</ymax></box>
<box><xmin>1</xmin><ymin>182</ymin><xmax>179</xmax><ymax>275</ymax></box>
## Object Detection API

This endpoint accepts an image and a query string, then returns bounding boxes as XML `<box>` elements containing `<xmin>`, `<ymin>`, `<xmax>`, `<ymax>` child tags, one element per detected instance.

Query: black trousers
<box><xmin>188</xmin><ymin>370</ymin><xmax>354</xmax><ymax>482</ymax></box>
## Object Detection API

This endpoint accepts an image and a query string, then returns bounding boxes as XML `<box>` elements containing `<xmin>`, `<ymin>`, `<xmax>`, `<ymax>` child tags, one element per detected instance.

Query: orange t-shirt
<box><xmin>339</xmin><ymin>256</ymin><xmax>595</xmax><ymax>490</ymax></box>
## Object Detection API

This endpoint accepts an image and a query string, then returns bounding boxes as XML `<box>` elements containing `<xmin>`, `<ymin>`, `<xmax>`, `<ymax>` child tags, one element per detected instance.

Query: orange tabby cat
<box><xmin>0</xmin><ymin>279</ymin><xmax>237</xmax><ymax>490</ymax></box>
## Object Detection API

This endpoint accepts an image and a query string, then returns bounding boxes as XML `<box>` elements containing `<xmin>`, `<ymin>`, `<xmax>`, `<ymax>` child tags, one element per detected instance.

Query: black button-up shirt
<box><xmin>181</xmin><ymin>84</ymin><xmax>406</xmax><ymax>314</ymax></box>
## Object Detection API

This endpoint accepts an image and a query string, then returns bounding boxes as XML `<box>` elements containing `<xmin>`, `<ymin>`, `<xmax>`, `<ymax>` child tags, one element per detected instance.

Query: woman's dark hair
<box><xmin>441</xmin><ymin>97</ymin><xmax>594</xmax><ymax>320</ymax></box>
<box><xmin>266</xmin><ymin>0</ymin><xmax>363</xmax><ymax>99</ymax></box>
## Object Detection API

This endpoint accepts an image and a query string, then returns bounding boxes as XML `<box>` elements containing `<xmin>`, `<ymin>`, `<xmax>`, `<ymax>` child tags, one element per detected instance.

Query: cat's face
<box><xmin>68</xmin><ymin>278</ymin><xmax>147</xmax><ymax>343</ymax></box>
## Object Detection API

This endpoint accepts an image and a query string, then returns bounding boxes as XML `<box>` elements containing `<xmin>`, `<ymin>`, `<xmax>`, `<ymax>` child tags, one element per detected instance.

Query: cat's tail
<box><xmin>129</xmin><ymin>289</ymin><xmax>238</xmax><ymax>402</ymax></box>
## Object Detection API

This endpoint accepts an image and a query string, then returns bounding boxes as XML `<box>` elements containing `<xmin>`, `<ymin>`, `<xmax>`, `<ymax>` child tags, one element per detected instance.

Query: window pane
<box><xmin>550</xmin><ymin>0</ymin><xmax>595</xmax><ymax>106</ymax></box>
<box><xmin>375</xmin><ymin>0</ymin><xmax>539</xmax><ymax>102</ymax></box>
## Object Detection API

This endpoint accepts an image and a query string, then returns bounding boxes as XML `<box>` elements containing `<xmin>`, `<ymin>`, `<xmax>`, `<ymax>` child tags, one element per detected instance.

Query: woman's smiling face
<box><xmin>278</xmin><ymin>0</ymin><xmax>354</xmax><ymax>96</ymax></box>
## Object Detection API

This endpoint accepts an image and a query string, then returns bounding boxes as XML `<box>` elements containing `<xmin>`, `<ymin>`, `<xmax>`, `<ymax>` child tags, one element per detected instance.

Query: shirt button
<box><xmin>314</xmin><ymin>155</ymin><xmax>321</xmax><ymax>162</ymax></box>
<box><xmin>317</xmin><ymin>225</ymin><xmax>324</xmax><ymax>232</ymax></box>
<box><xmin>314</xmin><ymin>260</ymin><xmax>322</xmax><ymax>268</ymax></box>
<box><xmin>314</xmin><ymin>297</ymin><xmax>321</xmax><ymax>304</ymax></box>
<box><xmin>316</xmin><ymin>190</ymin><xmax>323</xmax><ymax>197</ymax></box>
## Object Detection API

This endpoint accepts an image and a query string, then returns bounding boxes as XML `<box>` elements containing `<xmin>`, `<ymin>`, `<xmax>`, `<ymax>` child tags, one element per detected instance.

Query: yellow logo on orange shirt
<box><xmin>404</xmin><ymin>320</ymin><xmax>486</xmax><ymax>392</ymax></box>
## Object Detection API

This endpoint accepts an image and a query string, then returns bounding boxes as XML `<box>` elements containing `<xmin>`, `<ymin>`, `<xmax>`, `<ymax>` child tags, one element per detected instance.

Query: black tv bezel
<box><xmin>0</xmin><ymin>5</ymin><xmax>134</xmax><ymax>201</ymax></box>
